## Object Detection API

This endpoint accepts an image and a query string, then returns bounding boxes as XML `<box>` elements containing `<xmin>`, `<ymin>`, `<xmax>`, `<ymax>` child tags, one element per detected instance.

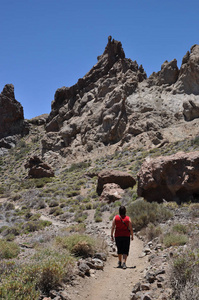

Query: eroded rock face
<box><xmin>42</xmin><ymin>41</ymin><xmax>199</xmax><ymax>158</ymax></box>
<box><xmin>25</xmin><ymin>156</ymin><xmax>55</xmax><ymax>178</ymax></box>
<box><xmin>0</xmin><ymin>84</ymin><xmax>29</xmax><ymax>147</ymax></box>
<box><xmin>137</xmin><ymin>151</ymin><xmax>199</xmax><ymax>203</ymax></box>
<box><xmin>42</xmin><ymin>37</ymin><xmax>146</xmax><ymax>156</ymax></box>
<box><xmin>97</xmin><ymin>169</ymin><xmax>136</xmax><ymax>195</ymax></box>
<box><xmin>174</xmin><ymin>45</ymin><xmax>199</xmax><ymax>94</ymax></box>
<box><xmin>148</xmin><ymin>59</ymin><xmax>179</xmax><ymax>87</ymax></box>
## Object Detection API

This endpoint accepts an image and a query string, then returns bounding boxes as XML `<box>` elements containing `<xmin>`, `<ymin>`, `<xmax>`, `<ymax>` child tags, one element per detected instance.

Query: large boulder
<box><xmin>99</xmin><ymin>183</ymin><xmax>124</xmax><ymax>203</ymax></box>
<box><xmin>97</xmin><ymin>169</ymin><xmax>136</xmax><ymax>195</ymax></box>
<box><xmin>183</xmin><ymin>98</ymin><xmax>199</xmax><ymax>121</ymax></box>
<box><xmin>25</xmin><ymin>156</ymin><xmax>55</xmax><ymax>178</ymax></box>
<box><xmin>137</xmin><ymin>151</ymin><xmax>199</xmax><ymax>203</ymax></box>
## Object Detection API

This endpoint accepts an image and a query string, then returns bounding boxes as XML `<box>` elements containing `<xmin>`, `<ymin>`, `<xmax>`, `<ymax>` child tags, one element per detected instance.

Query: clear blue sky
<box><xmin>0</xmin><ymin>0</ymin><xmax>199</xmax><ymax>119</ymax></box>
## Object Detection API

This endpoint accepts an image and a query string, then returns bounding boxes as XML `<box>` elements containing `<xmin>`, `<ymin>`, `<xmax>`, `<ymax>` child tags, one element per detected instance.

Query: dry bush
<box><xmin>188</xmin><ymin>203</ymin><xmax>199</xmax><ymax>218</ymax></box>
<box><xmin>145</xmin><ymin>223</ymin><xmax>162</xmax><ymax>241</ymax></box>
<box><xmin>72</xmin><ymin>241</ymin><xmax>94</xmax><ymax>258</ymax></box>
<box><xmin>169</xmin><ymin>249</ymin><xmax>199</xmax><ymax>300</ymax></box>
<box><xmin>0</xmin><ymin>239</ymin><xmax>20</xmax><ymax>259</ymax></box>
<box><xmin>55</xmin><ymin>234</ymin><xmax>95</xmax><ymax>258</ymax></box>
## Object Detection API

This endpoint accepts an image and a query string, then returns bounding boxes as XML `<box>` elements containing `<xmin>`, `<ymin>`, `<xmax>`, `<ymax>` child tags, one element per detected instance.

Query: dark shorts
<box><xmin>115</xmin><ymin>236</ymin><xmax>130</xmax><ymax>255</ymax></box>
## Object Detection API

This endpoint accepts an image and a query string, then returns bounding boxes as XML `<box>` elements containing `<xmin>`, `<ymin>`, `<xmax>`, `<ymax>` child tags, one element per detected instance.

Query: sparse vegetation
<box><xmin>0</xmin><ymin>248</ymin><xmax>74</xmax><ymax>299</ymax></box>
<box><xmin>1</xmin><ymin>129</ymin><xmax>199</xmax><ymax>299</ymax></box>
<box><xmin>169</xmin><ymin>247</ymin><xmax>199</xmax><ymax>299</ymax></box>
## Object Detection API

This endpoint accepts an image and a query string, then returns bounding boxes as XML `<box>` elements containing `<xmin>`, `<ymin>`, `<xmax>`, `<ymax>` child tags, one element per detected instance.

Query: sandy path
<box><xmin>74</xmin><ymin>235</ymin><xmax>148</xmax><ymax>300</ymax></box>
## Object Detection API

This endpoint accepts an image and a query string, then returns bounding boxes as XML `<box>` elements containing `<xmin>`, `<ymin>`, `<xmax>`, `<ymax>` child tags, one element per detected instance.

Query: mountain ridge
<box><xmin>1</xmin><ymin>37</ymin><xmax>199</xmax><ymax>163</ymax></box>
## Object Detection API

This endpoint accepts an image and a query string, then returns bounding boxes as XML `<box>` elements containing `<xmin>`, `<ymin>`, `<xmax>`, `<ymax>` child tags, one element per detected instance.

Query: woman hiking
<box><xmin>111</xmin><ymin>205</ymin><xmax>134</xmax><ymax>269</ymax></box>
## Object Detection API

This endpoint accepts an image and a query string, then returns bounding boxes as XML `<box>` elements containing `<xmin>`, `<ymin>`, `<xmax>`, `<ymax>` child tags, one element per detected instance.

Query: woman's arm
<box><xmin>111</xmin><ymin>217</ymin><xmax>116</xmax><ymax>240</ymax></box>
<box><xmin>129</xmin><ymin>218</ymin><xmax>134</xmax><ymax>240</ymax></box>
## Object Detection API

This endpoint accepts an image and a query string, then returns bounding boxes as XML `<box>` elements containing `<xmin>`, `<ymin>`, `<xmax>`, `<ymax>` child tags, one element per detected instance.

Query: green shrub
<box><xmin>66</xmin><ymin>161</ymin><xmax>91</xmax><ymax>172</ymax></box>
<box><xmin>74</xmin><ymin>211</ymin><xmax>88</xmax><ymax>223</ymax></box>
<box><xmin>0</xmin><ymin>251</ymin><xmax>74</xmax><ymax>298</ymax></box>
<box><xmin>169</xmin><ymin>250</ymin><xmax>199</xmax><ymax>299</ymax></box>
<box><xmin>94</xmin><ymin>215</ymin><xmax>103</xmax><ymax>222</ymax></box>
<box><xmin>0</xmin><ymin>240</ymin><xmax>20</xmax><ymax>259</ymax></box>
<box><xmin>22</xmin><ymin>220</ymin><xmax>51</xmax><ymax>234</ymax></box>
<box><xmin>163</xmin><ymin>233</ymin><xmax>188</xmax><ymax>247</ymax></box>
<box><xmin>4</xmin><ymin>202</ymin><xmax>15</xmax><ymax>211</ymax></box>
<box><xmin>172</xmin><ymin>223</ymin><xmax>188</xmax><ymax>234</ymax></box>
<box><xmin>85</xmin><ymin>202</ymin><xmax>92</xmax><ymax>210</ymax></box>
<box><xmin>145</xmin><ymin>223</ymin><xmax>162</xmax><ymax>241</ymax></box>
<box><xmin>49</xmin><ymin>200</ymin><xmax>59</xmax><ymax>207</ymax></box>
<box><xmin>55</xmin><ymin>234</ymin><xmax>95</xmax><ymax>257</ymax></box>
<box><xmin>128</xmin><ymin>199</ymin><xmax>173</xmax><ymax>231</ymax></box>
<box><xmin>94</xmin><ymin>208</ymin><xmax>103</xmax><ymax>223</ymax></box>
<box><xmin>189</xmin><ymin>203</ymin><xmax>199</xmax><ymax>218</ymax></box>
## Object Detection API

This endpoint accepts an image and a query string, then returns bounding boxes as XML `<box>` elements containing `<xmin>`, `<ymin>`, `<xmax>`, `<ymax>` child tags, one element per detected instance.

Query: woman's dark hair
<box><xmin>119</xmin><ymin>206</ymin><xmax>126</xmax><ymax>216</ymax></box>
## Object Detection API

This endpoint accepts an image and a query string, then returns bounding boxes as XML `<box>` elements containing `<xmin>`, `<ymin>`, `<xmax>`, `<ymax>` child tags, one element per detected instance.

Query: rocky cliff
<box><xmin>42</xmin><ymin>36</ymin><xmax>147</xmax><ymax>157</ymax></box>
<box><xmin>0</xmin><ymin>84</ymin><xmax>29</xmax><ymax>150</ymax></box>
<box><xmin>41</xmin><ymin>37</ymin><xmax>199</xmax><ymax>159</ymax></box>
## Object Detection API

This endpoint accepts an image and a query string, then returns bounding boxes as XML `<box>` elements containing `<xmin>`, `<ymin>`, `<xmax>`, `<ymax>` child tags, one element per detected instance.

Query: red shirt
<box><xmin>115</xmin><ymin>215</ymin><xmax>130</xmax><ymax>237</ymax></box>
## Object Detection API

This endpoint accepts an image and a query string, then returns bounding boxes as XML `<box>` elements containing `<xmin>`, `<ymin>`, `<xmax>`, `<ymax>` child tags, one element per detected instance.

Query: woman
<box><xmin>111</xmin><ymin>205</ymin><xmax>134</xmax><ymax>269</ymax></box>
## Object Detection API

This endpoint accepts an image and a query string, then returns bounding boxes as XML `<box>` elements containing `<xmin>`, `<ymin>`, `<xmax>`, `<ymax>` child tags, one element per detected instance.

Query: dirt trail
<box><xmin>73</xmin><ymin>235</ymin><xmax>148</xmax><ymax>300</ymax></box>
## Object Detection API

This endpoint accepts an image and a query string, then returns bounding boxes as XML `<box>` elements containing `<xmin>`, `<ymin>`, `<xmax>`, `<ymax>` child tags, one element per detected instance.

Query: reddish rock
<box><xmin>97</xmin><ymin>169</ymin><xmax>136</xmax><ymax>195</ymax></box>
<box><xmin>137</xmin><ymin>151</ymin><xmax>199</xmax><ymax>203</ymax></box>
<box><xmin>99</xmin><ymin>183</ymin><xmax>124</xmax><ymax>203</ymax></box>
<box><xmin>25</xmin><ymin>156</ymin><xmax>54</xmax><ymax>178</ymax></box>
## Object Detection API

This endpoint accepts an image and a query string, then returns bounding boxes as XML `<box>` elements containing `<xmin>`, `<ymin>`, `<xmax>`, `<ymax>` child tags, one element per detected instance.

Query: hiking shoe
<box><xmin>122</xmin><ymin>262</ymin><xmax>127</xmax><ymax>269</ymax></box>
<box><xmin>117</xmin><ymin>261</ymin><xmax>122</xmax><ymax>268</ymax></box>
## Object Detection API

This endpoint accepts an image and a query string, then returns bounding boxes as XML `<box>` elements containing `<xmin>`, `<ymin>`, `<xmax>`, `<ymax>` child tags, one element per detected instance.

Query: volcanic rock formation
<box><xmin>42</xmin><ymin>36</ymin><xmax>146</xmax><ymax>156</ymax></box>
<box><xmin>137</xmin><ymin>151</ymin><xmax>199</xmax><ymax>203</ymax></box>
<box><xmin>97</xmin><ymin>169</ymin><xmax>136</xmax><ymax>195</ymax></box>
<box><xmin>0</xmin><ymin>84</ymin><xmax>29</xmax><ymax>149</ymax></box>
<box><xmin>25</xmin><ymin>156</ymin><xmax>55</xmax><ymax>178</ymax></box>
<box><xmin>42</xmin><ymin>38</ymin><xmax>199</xmax><ymax>159</ymax></box>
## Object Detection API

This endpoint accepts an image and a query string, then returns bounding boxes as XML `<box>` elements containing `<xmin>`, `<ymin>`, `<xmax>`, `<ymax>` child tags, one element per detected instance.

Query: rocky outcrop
<box><xmin>0</xmin><ymin>84</ymin><xmax>29</xmax><ymax>148</ymax></box>
<box><xmin>183</xmin><ymin>98</ymin><xmax>199</xmax><ymax>121</ymax></box>
<box><xmin>41</xmin><ymin>40</ymin><xmax>199</xmax><ymax>159</ymax></box>
<box><xmin>25</xmin><ymin>156</ymin><xmax>55</xmax><ymax>178</ymax></box>
<box><xmin>174</xmin><ymin>45</ymin><xmax>199</xmax><ymax>94</ymax></box>
<box><xmin>137</xmin><ymin>151</ymin><xmax>199</xmax><ymax>203</ymax></box>
<box><xmin>147</xmin><ymin>45</ymin><xmax>199</xmax><ymax>95</ymax></box>
<box><xmin>42</xmin><ymin>37</ymin><xmax>146</xmax><ymax>156</ymax></box>
<box><xmin>97</xmin><ymin>169</ymin><xmax>136</xmax><ymax>195</ymax></box>
<box><xmin>148</xmin><ymin>59</ymin><xmax>179</xmax><ymax>87</ymax></box>
<box><xmin>28</xmin><ymin>114</ymin><xmax>49</xmax><ymax>126</ymax></box>
<box><xmin>99</xmin><ymin>183</ymin><xmax>124</xmax><ymax>203</ymax></box>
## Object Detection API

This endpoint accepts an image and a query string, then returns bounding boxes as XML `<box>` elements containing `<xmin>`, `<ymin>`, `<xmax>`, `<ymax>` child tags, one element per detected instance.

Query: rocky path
<box><xmin>65</xmin><ymin>210</ymin><xmax>149</xmax><ymax>300</ymax></box>
<box><xmin>74</xmin><ymin>235</ymin><xmax>148</xmax><ymax>300</ymax></box>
